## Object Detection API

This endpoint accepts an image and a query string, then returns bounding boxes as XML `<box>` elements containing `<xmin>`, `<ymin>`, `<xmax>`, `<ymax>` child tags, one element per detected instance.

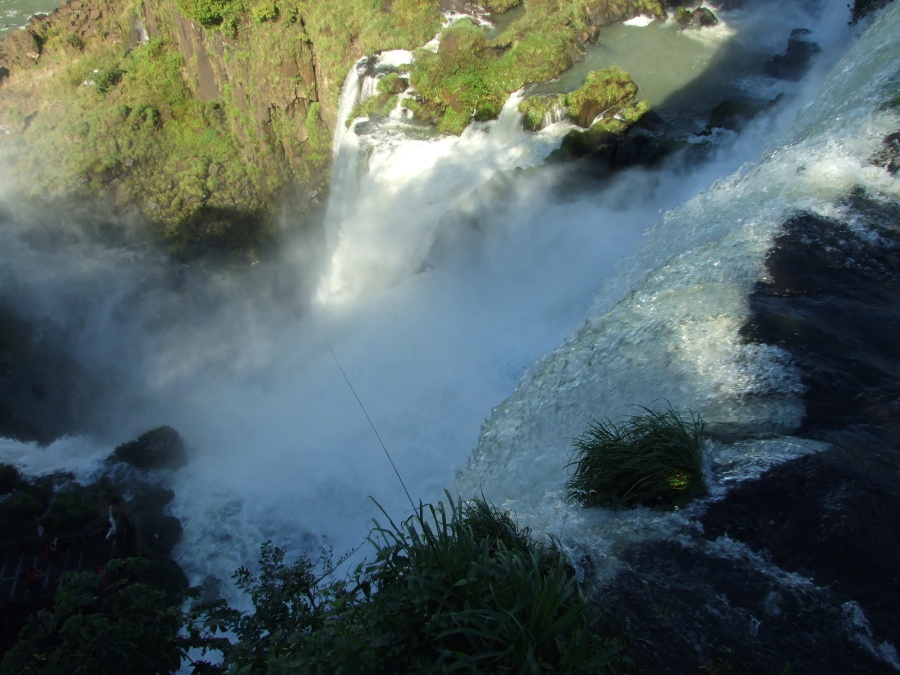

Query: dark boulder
<box><xmin>706</xmin><ymin>96</ymin><xmax>780</xmax><ymax>133</ymax></box>
<box><xmin>111</xmin><ymin>426</ymin><xmax>188</xmax><ymax>471</ymax></box>
<box><xmin>764</xmin><ymin>28</ymin><xmax>822</xmax><ymax>81</ymax></box>
<box><xmin>675</xmin><ymin>6</ymin><xmax>718</xmax><ymax>27</ymax></box>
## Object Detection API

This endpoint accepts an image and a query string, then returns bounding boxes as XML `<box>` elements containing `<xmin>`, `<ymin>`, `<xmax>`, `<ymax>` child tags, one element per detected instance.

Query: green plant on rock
<box><xmin>519</xmin><ymin>67</ymin><xmax>647</xmax><ymax>135</ymax></box>
<box><xmin>565</xmin><ymin>67</ymin><xmax>644</xmax><ymax>127</ymax></box>
<box><xmin>566</xmin><ymin>406</ymin><xmax>707</xmax><ymax>509</ymax></box>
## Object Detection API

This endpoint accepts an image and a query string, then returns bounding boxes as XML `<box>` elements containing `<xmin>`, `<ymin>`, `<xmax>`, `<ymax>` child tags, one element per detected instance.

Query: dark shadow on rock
<box><xmin>764</xmin><ymin>28</ymin><xmax>822</xmax><ymax>81</ymax></box>
<box><xmin>595</xmin><ymin>538</ymin><xmax>894</xmax><ymax>673</ymax></box>
<box><xmin>111</xmin><ymin>426</ymin><xmax>188</xmax><ymax>471</ymax></box>
<box><xmin>740</xmin><ymin>194</ymin><xmax>900</xmax><ymax>436</ymax></box>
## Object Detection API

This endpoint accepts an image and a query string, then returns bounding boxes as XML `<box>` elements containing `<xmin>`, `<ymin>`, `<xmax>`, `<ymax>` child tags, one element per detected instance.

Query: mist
<box><xmin>0</xmin><ymin>0</ymin><xmax>858</xmax><ymax>589</ymax></box>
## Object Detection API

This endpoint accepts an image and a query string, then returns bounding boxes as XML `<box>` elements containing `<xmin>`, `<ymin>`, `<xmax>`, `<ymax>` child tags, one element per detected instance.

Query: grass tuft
<box><xmin>566</xmin><ymin>406</ymin><xmax>707</xmax><ymax>510</ymax></box>
<box><xmin>358</xmin><ymin>493</ymin><xmax>621</xmax><ymax>672</ymax></box>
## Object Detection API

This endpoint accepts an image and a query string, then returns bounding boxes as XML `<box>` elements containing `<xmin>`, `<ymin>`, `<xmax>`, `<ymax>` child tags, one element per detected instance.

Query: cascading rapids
<box><xmin>0</xmin><ymin>0</ymin><xmax>886</xmax><ymax>598</ymax></box>
<box><xmin>455</xmin><ymin>1</ymin><xmax>900</xmax><ymax>562</ymax></box>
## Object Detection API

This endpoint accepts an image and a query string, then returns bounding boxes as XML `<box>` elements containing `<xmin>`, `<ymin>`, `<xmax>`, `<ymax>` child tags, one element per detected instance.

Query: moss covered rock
<box><xmin>519</xmin><ymin>67</ymin><xmax>647</xmax><ymax>131</ymax></box>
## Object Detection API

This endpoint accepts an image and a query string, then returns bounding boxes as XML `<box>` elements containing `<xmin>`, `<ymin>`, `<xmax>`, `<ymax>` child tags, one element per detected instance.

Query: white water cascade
<box><xmin>457</xmin><ymin>1</ymin><xmax>900</xmax><ymax>559</ymax></box>
<box><xmin>0</xmin><ymin>0</ymin><xmax>892</xmax><ymax>599</ymax></box>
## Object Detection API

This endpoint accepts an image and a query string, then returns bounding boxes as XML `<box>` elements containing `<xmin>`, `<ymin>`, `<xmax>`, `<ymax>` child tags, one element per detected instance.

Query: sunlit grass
<box><xmin>566</xmin><ymin>406</ymin><xmax>707</xmax><ymax>509</ymax></box>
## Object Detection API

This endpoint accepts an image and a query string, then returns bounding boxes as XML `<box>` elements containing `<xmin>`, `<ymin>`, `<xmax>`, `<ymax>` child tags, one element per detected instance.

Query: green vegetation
<box><xmin>566</xmin><ymin>406</ymin><xmax>707</xmax><ymax>509</ymax></box>
<box><xmin>182</xmin><ymin>495</ymin><xmax>620</xmax><ymax>673</ymax></box>
<box><xmin>409</xmin><ymin>17</ymin><xmax>573</xmax><ymax>134</ymax></box>
<box><xmin>0</xmin><ymin>475</ymin><xmax>53</xmax><ymax>539</ymax></box>
<box><xmin>176</xmin><ymin>0</ymin><xmax>246</xmax><ymax>31</ymax></box>
<box><xmin>0</xmin><ymin>493</ymin><xmax>627</xmax><ymax>671</ymax></box>
<box><xmin>0</xmin><ymin>0</ymin><xmax>668</xmax><ymax>257</ymax></box>
<box><xmin>483</xmin><ymin>0</ymin><xmax>521</xmax><ymax>12</ymax></box>
<box><xmin>0</xmin><ymin>0</ymin><xmax>441</xmax><ymax>260</ymax></box>
<box><xmin>291</xmin><ymin>0</ymin><xmax>441</xmax><ymax>112</ymax></box>
<box><xmin>520</xmin><ymin>67</ymin><xmax>648</xmax><ymax>132</ymax></box>
<box><xmin>0</xmin><ymin>470</ymin><xmax>120</xmax><ymax>538</ymax></box>
<box><xmin>350</xmin><ymin>71</ymin><xmax>408</xmax><ymax>123</ymax></box>
<box><xmin>0</xmin><ymin>28</ymin><xmax>276</xmax><ymax>259</ymax></box>
<box><xmin>405</xmin><ymin>0</ymin><xmax>662</xmax><ymax>135</ymax></box>
<box><xmin>348</xmin><ymin>75</ymin><xmax>403</xmax><ymax>125</ymax></box>
<box><xmin>0</xmin><ymin>559</ymin><xmax>186</xmax><ymax>675</ymax></box>
<box><xmin>39</xmin><ymin>478</ymin><xmax>120</xmax><ymax>534</ymax></box>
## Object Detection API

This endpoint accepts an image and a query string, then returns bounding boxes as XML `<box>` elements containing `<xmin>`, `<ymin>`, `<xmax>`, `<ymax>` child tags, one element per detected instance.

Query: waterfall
<box><xmin>0</xmin><ymin>0</ymin><xmax>895</xmax><ymax>611</ymax></box>
<box><xmin>456</xmin><ymin>1</ymin><xmax>900</xmax><ymax>553</ymax></box>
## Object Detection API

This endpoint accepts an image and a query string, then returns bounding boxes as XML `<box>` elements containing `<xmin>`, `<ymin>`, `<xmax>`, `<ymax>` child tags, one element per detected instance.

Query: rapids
<box><xmin>0</xmin><ymin>2</ymin><xmax>896</xmax><ymax>636</ymax></box>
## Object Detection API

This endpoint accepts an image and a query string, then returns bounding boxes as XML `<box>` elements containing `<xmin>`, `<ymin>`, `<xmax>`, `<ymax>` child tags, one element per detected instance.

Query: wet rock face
<box><xmin>742</xmin><ymin>195</ymin><xmax>900</xmax><ymax>436</ymax></box>
<box><xmin>592</xmin><ymin>191</ymin><xmax>900</xmax><ymax>672</ymax></box>
<box><xmin>702</xmin><ymin>449</ymin><xmax>900</xmax><ymax>658</ymax></box>
<box><xmin>873</xmin><ymin>131</ymin><xmax>900</xmax><ymax>175</ymax></box>
<box><xmin>764</xmin><ymin>28</ymin><xmax>822</xmax><ymax>81</ymax></box>
<box><xmin>596</xmin><ymin>538</ymin><xmax>892</xmax><ymax>674</ymax></box>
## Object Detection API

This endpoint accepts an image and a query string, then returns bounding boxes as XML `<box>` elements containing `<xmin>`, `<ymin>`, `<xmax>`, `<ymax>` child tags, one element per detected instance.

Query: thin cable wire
<box><xmin>324</xmin><ymin>334</ymin><xmax>416</xmax><ymax>512</ymax></box>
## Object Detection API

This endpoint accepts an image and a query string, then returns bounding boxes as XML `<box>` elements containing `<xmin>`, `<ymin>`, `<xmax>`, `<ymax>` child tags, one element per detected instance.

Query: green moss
<box><xmin>518</xmin><ymin>93</ymin><xmax>566</xmax><ymax>130</ymax></box>
<box><xmin>519</xmin><ymin>67</ymin><xmax>647</xmax><ymax>134</ymax></box>
<box><xmin>251</xmin><ymin>0</ymin><xmax>278</xmax><ymax>21</ymax></box>
<box><xmin>351</xmin><ymin>93</ymin><xmax>399</xmax><ymax>124</ymax></box>
<box><xmin>566</xmin><ymin>67</ymin><xmax>640</xmax><ymax>125</ymax></box>
<box><xmin>406</xmin><ymin>1</ymin><xmax>659</xmax><ymax>135</ymax></box>
<box><xmin>408</xmin><ymin>20</ymin><xmax>508</xmax><ymax>132</ymax></box>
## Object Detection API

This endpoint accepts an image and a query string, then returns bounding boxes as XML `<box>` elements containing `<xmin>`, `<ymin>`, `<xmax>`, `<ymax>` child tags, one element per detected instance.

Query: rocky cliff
<box><xmin>0</xmin><ymin>0</ymin><xmax>672</xmax><ymax>260</ymax></box>
<box><xmin>0</xmin><ymin>0</ymin><xmax>440</xmax><ymax>259</ymax></box>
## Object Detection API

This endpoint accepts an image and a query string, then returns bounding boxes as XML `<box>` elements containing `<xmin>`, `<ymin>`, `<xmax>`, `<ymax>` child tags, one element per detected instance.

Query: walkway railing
<box><xmin>0</xmin><ymin>510</ymin><xmax>123</xmax><ymax>603</ymax></box>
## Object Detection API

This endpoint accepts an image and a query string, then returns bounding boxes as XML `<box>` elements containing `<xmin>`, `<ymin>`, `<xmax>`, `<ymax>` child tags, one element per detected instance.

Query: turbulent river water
<box><xmin>1</xmin><ymin>0</ymin><xmax>898</xmax><ymax>635</ymax></box>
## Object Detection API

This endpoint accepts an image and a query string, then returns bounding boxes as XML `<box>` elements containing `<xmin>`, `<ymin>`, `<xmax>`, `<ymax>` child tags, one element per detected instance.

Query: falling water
<box><xmin>0</xmin><ymin>0</ymin><xmax>888</xmax><ymax>599</ymax></box>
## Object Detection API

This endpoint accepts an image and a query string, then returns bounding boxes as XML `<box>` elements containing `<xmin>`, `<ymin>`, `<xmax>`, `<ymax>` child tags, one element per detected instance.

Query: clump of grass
<box><xmin>190</xmin><ymin>493</ymin><xmax>621</xmax><ymax>672</ymax></box>
<box><xmin>566</xmin><ymin>406</ymin><xmax>707</xmax><ymax>509</ymax></box>
<box><xmin>353</xmin><ymin>494</ymin><xmax>621</xmax><ymax>672</ymax></box>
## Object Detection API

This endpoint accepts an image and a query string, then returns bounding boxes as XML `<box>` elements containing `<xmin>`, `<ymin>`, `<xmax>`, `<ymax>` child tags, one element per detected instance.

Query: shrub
<box><xmin>94</xmin><ymin>65</ymin><xmax>125</xmax><ymax>95</ymax></box>
<box><xmin>566</xmin><ymin>406</ymin><xmax>707</xmax><ymax>509</ymax></box>
<box><xmin>251</xmin><ymin>0</ymin><xmax>278</xmax><ymax>22</ymax></box>
<box><xmin>0</xmin><ymin>559</ymin><xmax>186</xmax><ymax>675</ymax></box>
<box><xmin>188</xmin><ymin>495</ymin><xmax>620</xmax><ymax>673</ymax></box>
<box><xmin>174</xmin><ymin>0</ymin><xmax>245</xmax><ymax>28</ymax></box>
